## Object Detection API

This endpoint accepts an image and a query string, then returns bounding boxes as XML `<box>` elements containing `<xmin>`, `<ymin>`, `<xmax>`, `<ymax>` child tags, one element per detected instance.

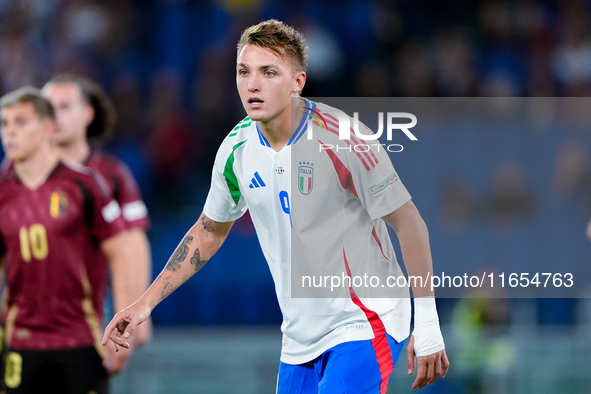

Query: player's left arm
<box><xmin>100</xmin><ymin>232</ymin><xmax>135</xmax><ymax>375</ymax></box>
<box><xmin>101</xmin><ymin>233</ymin><xmax>135</xmax><ymax>321</ymax></box>
<box><xmin>382</xmin><ymin>201</ymin><xmax>450</xmax><ymax>389</ymax></box>
<box><xmin>121</xmin><ymin>227</ymin><xmax>152</xmax><ymax>347</ymax></box>
<box><xmin>111</xmin><ymin>159</ymin><xmax>154</xmax><ymax>346</ymax></box>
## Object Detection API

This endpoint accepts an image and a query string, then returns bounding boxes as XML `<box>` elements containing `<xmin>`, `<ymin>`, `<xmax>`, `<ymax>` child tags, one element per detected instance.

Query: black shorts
<box><xmin>3</xmin><ymin>346</ymin><xmax>109</xmax><ymax>394</ymax></box>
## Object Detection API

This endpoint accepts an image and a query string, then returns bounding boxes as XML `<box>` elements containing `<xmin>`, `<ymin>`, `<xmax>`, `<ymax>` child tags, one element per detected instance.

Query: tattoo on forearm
<box><xmin>201</xmin><ymin>216</ymin><xmax>215</xmax><ymax>232</ymax></box>
<box><xmin>190</xmin><ymin>248</ymin><xmax>208</xmax><ymax>272</ymax></box>
<box><xmin>165</xmin><ymin>235</ymin><xmax>193</xmax><ymax>272</ymax></box>
<box><xmin>159</xmin><ymin>276</ymin><xmax>177</xmax><ymax>302</ymax></box>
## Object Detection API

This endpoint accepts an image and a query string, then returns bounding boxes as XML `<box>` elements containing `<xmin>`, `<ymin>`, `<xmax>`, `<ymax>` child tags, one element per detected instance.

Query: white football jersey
<box><xmin>204</xmin><ymin>99</ymin><xmax>412</xmax><ymax>364</ymax></box>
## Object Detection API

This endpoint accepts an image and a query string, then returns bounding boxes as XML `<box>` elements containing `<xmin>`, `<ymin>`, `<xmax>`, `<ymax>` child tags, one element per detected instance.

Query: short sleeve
<box><xmin>111</xmin><ymin>160</ymin><xmax>150</xmax><ymax>230</ymax></box>
<box><xmin>345</xmin><ymin>136</ymin><xmax>412</xmax><ymax>221</ymax></box>
<box><xmin>84</xmin><ymin>174</ymin><xmax>127</xmax><ymax>242</ymax></box>
<box><xmin>203</xmin><ymin>145</ymin><xmax>248</xmax><ymax>223</ymax></box>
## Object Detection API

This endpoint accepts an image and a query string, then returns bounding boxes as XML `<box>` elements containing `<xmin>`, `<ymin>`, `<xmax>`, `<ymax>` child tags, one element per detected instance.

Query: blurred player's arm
<box><xmin>382</xmin><ymin>200</ymin><xmax>450</xmax><ymax>390</ymax></box>
<box><xmin>99</xmin><ymin>232</ymin><xmax>136</xmax><ymax>375</ymax></box>
<box><xmin>102</xmin><ymin>213</ymin><xmax>233</xmax><ymax>350</ymax></box>
<box><xmin>126</xmin><ymin>228</ymin><xmax>152</xmax><ymax>300</ymax></box>
<box><xmin>101</xmin><ymin>233</ymin><xmax>136</xmax><ymax>313</ymax></box>
<box><xmin>586</xmin><ymin>217</ymin><xmax>591</xmax><ymax>241</ymax></box>
<box><xmin>125</xmin><ymin>227</ymin><xmax>153</xmax><ymax>347</ymax></box>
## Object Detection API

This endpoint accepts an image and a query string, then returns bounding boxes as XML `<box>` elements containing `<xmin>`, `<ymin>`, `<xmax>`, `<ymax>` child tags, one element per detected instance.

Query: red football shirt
<box><xmin>85</xmin><ymin>150</ymin><xmax>150</xmax><ymax>230</ymax></box>
<box><xmin>0</xmin><ymin>162</ymin><xmax>125</xmax><ymax>351</ymax></box>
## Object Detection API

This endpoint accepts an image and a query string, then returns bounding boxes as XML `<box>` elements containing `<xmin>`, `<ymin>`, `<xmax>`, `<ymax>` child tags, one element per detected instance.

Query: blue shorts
<box><xmin>277</xmin><ymin>334</ymin><xmax>404</xmax><ymax>394</ymax></box>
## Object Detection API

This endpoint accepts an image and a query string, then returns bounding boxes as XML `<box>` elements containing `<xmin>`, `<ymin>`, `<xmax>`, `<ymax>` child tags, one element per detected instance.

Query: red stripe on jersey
<box><xmin>316</xmin><ymin>120</ymin><xmax>370</xmax><ymax>171</ymax></box>
<box><xmin>346</xmin><ymin>122</ymin><xmax>378</xmax><ymax>168</ymax></box>
<box><xmin>372</xmin><ymin>227</ymin><xmax>390</xmax><ymax>262</ymax></box>
<box><xmin>343</xmin><ymin>249</ymin><xmax>393</xmax><ymax>394</ymax></box>
<box><xmin>321</xmin><ymin>118</ymin><xmax>371</xmax><ymax>172</ymax></box>
<box><xmin>322</xmin><ymin>114</ymin><xmax>377</xmax><ymax>170</ymax></box>
<box><xmin>320</xmin><ymin>141</ymin><xmax>359</xmax><ymax>199</ymax></box>
<box><xmin>359</xmin><ymin>121</ymin><xmax>380</xmax><ymax>165</ymax></box>
<box><xmin>345</xmin><ymin>124</ymin><xmax>377</xmax><ymax>168</ymax></box>
<box><xmin>322</xmin><ymin>112</ymin><xmax>377</xmax><ymax>170</ymax></box>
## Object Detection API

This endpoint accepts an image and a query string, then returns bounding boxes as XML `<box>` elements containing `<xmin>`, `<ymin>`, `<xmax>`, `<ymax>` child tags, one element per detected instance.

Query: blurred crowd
<box><xmin>1</xmin><ymin>0</ymin><xmax>591</xmax><ymax>330</ymax></box>
<box><xmin>2</xmin><ymin>0</ymin><xmax>591</xmax><ymax>207</ymax></box>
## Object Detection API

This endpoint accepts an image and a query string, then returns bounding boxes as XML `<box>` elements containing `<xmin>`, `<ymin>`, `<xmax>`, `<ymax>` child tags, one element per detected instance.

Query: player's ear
<box><xmin>293</xmin><ymin>71</ymin><xmax>306</xmax><ymax>95</ymax></box>
<box><xmin>43</xmin><ymin>117</ymin><xmax>57</xmax><ymax>137</ymax></box>
<box><xmin>83</xmin><ymin>103</ymin><xmax>95</xmax><ymax>128</ymax></box>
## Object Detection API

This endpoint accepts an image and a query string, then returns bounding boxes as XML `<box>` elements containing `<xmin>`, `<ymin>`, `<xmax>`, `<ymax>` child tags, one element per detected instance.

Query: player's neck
<box><xmin>257</xmin><ymin>98</ymin><xmax>306</xmax><ymax>152</ymax></box>
<box><xmin>55</xmin><ymin>137</ymin><xmax>91</xmax><ymax>166</ymax></box>
<box><xmin>14</xmin><ymin>145</ymin><xmax>60</xmax><ymax>189</ymax></box>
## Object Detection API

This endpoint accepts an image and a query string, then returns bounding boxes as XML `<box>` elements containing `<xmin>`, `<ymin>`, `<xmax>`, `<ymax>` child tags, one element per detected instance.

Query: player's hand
<box><xmin>102</xmin><ymin>339</ymin><xmax>131</xmax><ymax>375</ymax></box>
<box><xmin>586</xmin><ymin>218</ymin><xmax>591</xmax><ymax>241</ymax></box>
<box><xmin>133</xmin><ymin>316</ymin><xmax>153</xmax><ymax>347</ymax></box>
<box><xmin>102</xmin><ymin>301</ymin><xmax>151</xmax><ymax>351</ymax></box>
<box><xmin>407</xmin><ymin>335</ymin><xmax>450</xmax><ymax>389</ymax></box>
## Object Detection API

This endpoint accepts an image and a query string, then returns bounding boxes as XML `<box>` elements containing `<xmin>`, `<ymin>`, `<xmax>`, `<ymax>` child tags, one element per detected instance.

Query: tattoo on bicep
<box><xmin>190</xmin><ymin>248</ymin><xmax>208</xmax><ymax>272</ymax></box>
<box><xmin>164</xmin><ymin>235</ymin><xmax>194</xmax><ymax>272</ymax></box>
<box><xmin>159</xmin><ymin>276</ymin><xmax>177</xmax><ymax>302</ymax></box>
<box><xmin>201</xmin><ymin>216</ymin><xmax>215</xmax><ymax>232</ymax></box>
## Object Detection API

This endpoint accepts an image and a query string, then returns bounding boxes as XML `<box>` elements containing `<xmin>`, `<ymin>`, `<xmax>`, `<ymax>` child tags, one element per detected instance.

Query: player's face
<box><xmin>0</xmin><ymin>102</ymin><xmax>54</xmax><ymax>162</ymax></box>
<box><xmin>42</xmin><ymin>82</ymin><xmax>94</xmax><ymax>146</ymax></box>
<box><xmin>236</xmin><ymin>45</ymin><xmax>306</xmax><ymax>124</ymax></box>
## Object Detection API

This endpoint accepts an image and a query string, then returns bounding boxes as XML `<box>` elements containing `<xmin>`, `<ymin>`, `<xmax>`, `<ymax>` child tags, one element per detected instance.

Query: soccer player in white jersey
<box><xmin>103</xmin><ymin>19</ymin><xmax>450</xmax><ymax>392</ymax></box>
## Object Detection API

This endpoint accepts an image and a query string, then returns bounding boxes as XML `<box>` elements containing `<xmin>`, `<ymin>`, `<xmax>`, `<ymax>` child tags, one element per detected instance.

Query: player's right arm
<box><xmin>102</xmin><ymin>213</ymin><xmax>234</xmax><ymax>350</ymax></box>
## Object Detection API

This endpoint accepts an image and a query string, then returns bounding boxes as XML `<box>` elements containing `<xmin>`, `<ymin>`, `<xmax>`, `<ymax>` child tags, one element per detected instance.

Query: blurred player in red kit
<box><xmin>0</xmin><ymin>87</ymin><xmax>134</xmax><ymax>393</ymax></box>
<box><xmin>41</xmin><ymin>75</ymin><xmax>153</xmax><ymax>354</ymax></box>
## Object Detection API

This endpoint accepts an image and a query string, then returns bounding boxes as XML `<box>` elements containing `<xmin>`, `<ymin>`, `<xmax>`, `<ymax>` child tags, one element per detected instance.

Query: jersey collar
<box><xmin>255</xmin><ymin>98</ymin><xmax>316</xmax><ymax>147</ymax></box>
<box><xmin>288</xmin><ymin>98</ymin><xmax>315</xmax><ymax>146</ymax></box>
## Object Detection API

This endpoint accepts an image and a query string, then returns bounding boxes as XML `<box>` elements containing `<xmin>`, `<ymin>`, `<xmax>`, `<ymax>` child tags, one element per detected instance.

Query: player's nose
<box><xmin>247</xmin><ymin>74</ymin><xmax>260</xmax><ymax>92</ymax></box>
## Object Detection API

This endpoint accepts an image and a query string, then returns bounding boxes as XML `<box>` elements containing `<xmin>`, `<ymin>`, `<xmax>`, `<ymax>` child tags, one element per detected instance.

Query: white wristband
<box><xmin>412</xmin><ymin>297</ymin><xmax>445</xmax><ymax>357</ymax></box>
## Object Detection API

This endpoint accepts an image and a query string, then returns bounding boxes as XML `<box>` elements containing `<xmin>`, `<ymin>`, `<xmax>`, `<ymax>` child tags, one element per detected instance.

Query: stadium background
<box><xmin>1</xmin><ymin>0</ymin><xmax>591</xmax><ymax>392</ymax></box>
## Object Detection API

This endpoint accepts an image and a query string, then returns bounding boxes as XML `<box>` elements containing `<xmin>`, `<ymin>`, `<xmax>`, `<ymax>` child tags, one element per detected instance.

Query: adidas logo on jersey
<box><xmin>249</xmin><ymin>172</ymin><xmax>266</xmax><ymax>189</ymax></box>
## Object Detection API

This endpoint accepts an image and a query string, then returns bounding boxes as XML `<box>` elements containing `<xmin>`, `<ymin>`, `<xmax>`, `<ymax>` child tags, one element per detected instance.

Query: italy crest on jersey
<box><xmin>298</xmin><ymin>162</ymin><xmax>313</xmax><ymax>195</ymax></box>
<box><xmin>49</xmin><ymin>190</ymin><xmax>68</xmax><ymax>218</ymax></box>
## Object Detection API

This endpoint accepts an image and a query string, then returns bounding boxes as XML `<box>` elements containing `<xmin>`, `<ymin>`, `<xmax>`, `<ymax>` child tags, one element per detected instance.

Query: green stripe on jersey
<box><xmin>229</xmin><ymin>117</ymin><xmax>252</xmax><ymax>137</ymax></box>
<box><xmin>223</xmin><ymin>140</ymin><xmax>247</xmax><ymax>204</ymax></box>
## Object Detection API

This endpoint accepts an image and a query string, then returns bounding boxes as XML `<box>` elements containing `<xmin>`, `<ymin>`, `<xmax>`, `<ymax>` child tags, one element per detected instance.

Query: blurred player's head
<box><xmin>42</xmin><ymin>74</ymin><xmax>117</xmax><ymax>146</ymax></box>
<box><xmin>236</xmin><ymin>19</ymin><xmax>307</xmax><ymax>124</ymax></box>
<box><xmin>0</xmin><ymin>86</ymin><xmax>56</xmax><ymax>162</ymax></box>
